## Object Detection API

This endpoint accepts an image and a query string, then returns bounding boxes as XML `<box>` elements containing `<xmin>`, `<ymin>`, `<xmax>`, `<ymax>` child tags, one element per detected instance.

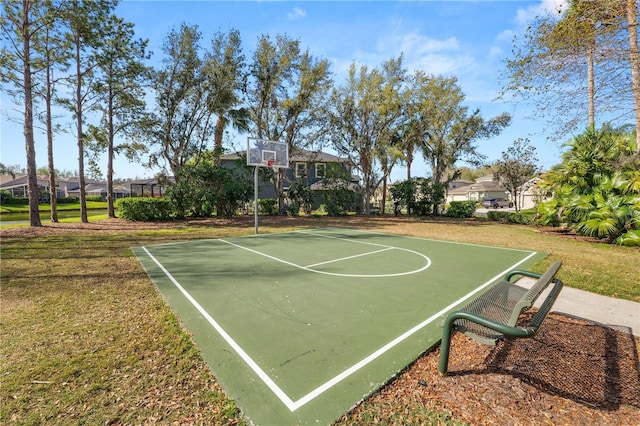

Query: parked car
<box><xmin>481</xmin><ymin>198</ymin><xmax>514</xmax><ymax>208</ymax></box>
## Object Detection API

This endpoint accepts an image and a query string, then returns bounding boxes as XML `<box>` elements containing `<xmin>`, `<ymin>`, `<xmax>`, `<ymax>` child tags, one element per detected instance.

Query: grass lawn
<box><xmin>0</xmin><ymin>201</ymin><xmax>108</xmax><ymax>214</ymax></box>
<box><xmin>1</xmin><ymin>215</ymin><xmax>638</xmax><ymax>425</ymax></box>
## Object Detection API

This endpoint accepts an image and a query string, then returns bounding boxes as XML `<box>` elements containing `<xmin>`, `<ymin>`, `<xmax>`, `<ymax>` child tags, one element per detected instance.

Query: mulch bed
<box><xmin>343</xmin><ymin>313</ymin><xmax>640</xmax><ymax>425</ymax></box>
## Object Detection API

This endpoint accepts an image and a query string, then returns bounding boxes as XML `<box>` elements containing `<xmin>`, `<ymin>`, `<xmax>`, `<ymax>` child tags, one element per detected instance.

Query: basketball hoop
<box><xmin>266</xmin><ymin>159</ymin><xmax>278</xmax><ymax>173</ymax></box>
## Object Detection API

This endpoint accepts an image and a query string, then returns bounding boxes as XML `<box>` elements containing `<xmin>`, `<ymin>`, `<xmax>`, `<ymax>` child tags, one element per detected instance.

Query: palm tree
<box><xmin>537</xmin><ymin>126</ymin><xmax>640</xmax><ymax>245</ymax></box>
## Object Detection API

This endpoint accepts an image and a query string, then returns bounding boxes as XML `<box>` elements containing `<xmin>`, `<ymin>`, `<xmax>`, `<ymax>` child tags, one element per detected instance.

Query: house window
<box><xmin>296</xmin><ymin>163</ymin><xmax>307</xmax><ymax>178</ymax></box>
<box><xmin>315</xmin><ymin>163</ymin><xmax>326</xmax><ymax>178</ymax></box>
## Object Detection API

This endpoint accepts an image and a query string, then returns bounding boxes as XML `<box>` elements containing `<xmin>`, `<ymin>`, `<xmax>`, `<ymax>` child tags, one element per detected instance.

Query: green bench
<box><xmin>438</xmin><ymin>261</ymin><xmax>564</xmax><ymax>375</ymax></box>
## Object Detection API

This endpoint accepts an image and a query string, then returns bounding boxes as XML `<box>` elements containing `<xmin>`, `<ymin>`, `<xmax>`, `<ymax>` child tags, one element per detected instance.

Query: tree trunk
<box><xmin>628</xmin><ymin>0</ymin><xmax>640</xmax><ymax>154</ymax></box>
<box><xmin>214</xmin><ymin>116</ymin><xmax>225</xmax><ymax>167</ymax></box>
<box><xmin>46</xmin><ymin>37</ymin><xmax>58</xmax><ymax>223</ymax></box>
<box><xmin>23</xmin><ymin>0</ymin><xmax>42</xmax><ymax>227</ymax></box>
<box><xmin>587</xmin><ymin>49</ymin><xmax>595</xmax><ymax>129</ymax></box>
<box><xmin>381</xmin><ymin>177</ymin><xmax>387</xmax><ymax>215</ymax></box>
<box><xmin>107</xmin><ymin>66</ymin><xmax>115</xmax><ymax>218</ymax></box>
<box><xmin>75</xmin><ymin>33</ymin><xmax>88</xmax><ymax>223</ymax></box>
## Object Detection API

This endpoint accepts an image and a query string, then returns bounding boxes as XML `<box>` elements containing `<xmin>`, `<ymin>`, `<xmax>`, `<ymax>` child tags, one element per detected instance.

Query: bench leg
<box><xmin>438</xmin><ymin>317</ymin><xmax>456</xmax><ymax>375</ymax></box>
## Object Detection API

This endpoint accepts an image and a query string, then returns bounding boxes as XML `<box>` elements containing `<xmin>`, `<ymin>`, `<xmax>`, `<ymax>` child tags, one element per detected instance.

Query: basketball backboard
<box><xmin>247</xmin><ymin>138</ymin><xmax>289</xmax><ymax>169</ymax></box>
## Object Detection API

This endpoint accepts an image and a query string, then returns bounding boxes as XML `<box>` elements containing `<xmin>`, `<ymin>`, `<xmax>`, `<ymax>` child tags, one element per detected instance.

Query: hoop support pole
<box><xmin>254</xmin><ymin>166</ymin><xmax>259</xmax><ymax>234</ymax></box>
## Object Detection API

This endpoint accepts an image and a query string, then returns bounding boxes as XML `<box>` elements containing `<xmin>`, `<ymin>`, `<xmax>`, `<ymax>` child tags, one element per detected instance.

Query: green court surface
<box><xmin>133</xmin><ymin>228</ymin><xmax>546</xmax><ymax>425</ymax></box>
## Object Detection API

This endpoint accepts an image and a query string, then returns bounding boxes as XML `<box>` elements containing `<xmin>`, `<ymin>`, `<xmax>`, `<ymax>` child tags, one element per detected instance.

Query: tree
<box><xmin>410</xmin><ymin>75</ymin><xmax>510</xmax><ymax>214</ymax></box>
<box><xmin>0</xmin><ymin>0</ymin><xmax>57</xmax><ymax>226</ymax></box>
<box><xmin>537</xmin><ymin>126</ymin><xmax>640</xmax><ymax>245</ymax></box>
<box><xmin>203</xmin><ymin>28</ymin><xmax>248</xmax><ymax>166</ymax></box>
<box><xmin>60</xmin><ymin>0</ymin><xmax>117</xmax><ymax>223</ymax></box>
<box><xmin>93</xmin><ymin>14</ymin><xmax>150</xmax><ymax>217</ymax></box>
<box><xmin>492</xmin><ymin>138</ymin><xmax>540</xmax><ymax>212</ymax></box>
<box><xmin>147</xmin><ymin>23</ymin><xmax>214</xmax><ymax>179</ymax></box>
<box><xmin>501</xmin><ymin>0</ymin><xmax>636</xmax><ymax>142</ymax></box>
<box><xmin>30</xmin><ymin>2</ymin><xmax>71</xmax><ymax>222</ymax></box>
<box><xmin>627</xmin><ymin>0</ymin><xmax>640</xmax><ymax>153</ymax></box>
<box><xmin>166</xmin><ymin>157</ymin><xmax>252</xmax><ymax>219</ymax></box>
<box><xmin>328</xmin><ymin>57</ymin><xmax>405</xmax><ymax>215</ymax></box>
<box><xmin>246</xmin><ymin>34</ymin><xmax>333</xmax><ymax>214</ymax></box>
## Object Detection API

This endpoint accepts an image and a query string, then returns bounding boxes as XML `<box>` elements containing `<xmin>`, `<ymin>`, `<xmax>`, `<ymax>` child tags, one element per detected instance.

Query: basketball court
<box><xmin>133</xmin><ymin>228</ymin><xmax>545</xmax><ymax>425</ymax></box>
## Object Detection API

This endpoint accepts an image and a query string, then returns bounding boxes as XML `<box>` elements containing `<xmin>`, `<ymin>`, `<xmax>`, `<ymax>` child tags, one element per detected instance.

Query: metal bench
<box><xmin>438</xmin><ymin>261</ymin><xmax>564</xmax><ymax>375</ymax></box>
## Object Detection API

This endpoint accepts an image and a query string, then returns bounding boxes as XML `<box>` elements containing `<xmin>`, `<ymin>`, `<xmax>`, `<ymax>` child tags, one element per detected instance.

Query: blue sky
<box><xmin>1</xmin><ymin>0</ymin><xmax>570</xmax><ymax>181</ymax></box>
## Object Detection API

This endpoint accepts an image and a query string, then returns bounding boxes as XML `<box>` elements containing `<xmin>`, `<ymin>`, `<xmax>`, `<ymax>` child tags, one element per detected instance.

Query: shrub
<box><xmin>390</xmin><ymin>177</ymin><xmax>445</xmax><ymax>216</ymax></box>
<box><xmin>86</xmin><ymin>195</ymin><xmax>104</xmax><ymax>202</ymax></box>
<box><xmin>259</xmin><ymin>199</ymin><xmax>278</xmax><ymax>215</ymax></box>
<box><xmin>116</xmin><ymin>197</ymin><xmax>174</xmax><ymax>221</ymax></box>
<box><xmin>57</xmin><ymin>197</ymin><xmax>79</xmax><ymax>204</ymax></box>
<box><xmin>0</xmin><ymin>190</ymin><xmax>28</xmax><ymax>205</ymax></box>
<box><xmin>445</xmin><ymin>201</ymin><xmax>476</xmax><ymax>218</ymax></box>
<box><xmin>286</xmin><ymin>204</ymin><xmax>300</xmax><ymax>216</ymax></box>
<box><xmin>166</xmin><ymin>162</ymin><xmax>252</xmax><ymax>219</ymax></box>
<box><xmin>487</xmin><ymin>210</ymin><xmax>535</xmax><ymax>224</ymax></box>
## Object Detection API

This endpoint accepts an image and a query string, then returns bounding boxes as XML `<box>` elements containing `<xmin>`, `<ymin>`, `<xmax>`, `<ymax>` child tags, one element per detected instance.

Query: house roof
<box><xmin>220</xmin><ymin>148</ymin><xmax>349</xmax><ymax>163</ymax></box>
<box><xmin>466</xmin><ymin>181</ymin><xmax>506</xmax><ymax>192</ymax></box>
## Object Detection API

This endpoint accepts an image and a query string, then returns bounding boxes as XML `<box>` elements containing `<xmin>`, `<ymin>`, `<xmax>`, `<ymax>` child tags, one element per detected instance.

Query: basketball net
<box><xmin>266</xmin><ymin>159</ymin><xmax>278</xmax><ymax>173</ymax></box>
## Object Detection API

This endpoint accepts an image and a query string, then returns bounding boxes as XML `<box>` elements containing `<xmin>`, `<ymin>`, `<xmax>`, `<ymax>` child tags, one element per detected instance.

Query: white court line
<box><xmin>140</xmin><ymin>241</ymin><xmax>538</xmax><ymax>412</ymax></box>
<box><xmin>304</xmin><ymin>247</ymin><xmax>393</xmax><ymax>268</ymax></box>
<box><xmin>140</xmin><ymin>246</ymin><xmax>298</xmax><ymax>412</ymax></box>
<box><xmin>218</xmin><ymin>237</ymin><xmax>431</xmax><ymax>278</ymax></box>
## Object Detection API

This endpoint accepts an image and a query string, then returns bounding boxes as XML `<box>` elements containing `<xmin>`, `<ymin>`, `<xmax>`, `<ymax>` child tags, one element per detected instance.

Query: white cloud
<box><xmin>488</xmin><ymin>46</ymin><xmax>502</xmax><ymax>58</ymax></box>
<box><xmin>382</xmin><ymin>32</ymin><xmax>459</xmax><ymax>56</ymax></box>
<box><xmin>287</xmin><ymin>7</ymin><xmax>307</xmax><ymax>21</ymax></box>
<box><xmin>496</xmin><ymin>29</ymin><xmax>516</xmax><ymax>43</ymax></box>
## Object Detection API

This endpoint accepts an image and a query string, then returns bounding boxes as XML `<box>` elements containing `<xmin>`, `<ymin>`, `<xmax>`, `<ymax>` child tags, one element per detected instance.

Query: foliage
<box><xmin>0</xmin><ymin>190</ymin><xmax>28</xmax><ymax>205</ymax></box>
<box><xmin>536</xmin><ymin>126</ymin><xmax>640</xmax><ymax>245</ymax></box>
<box><xmin>205</xmin><ymin>28</ymin><xmax>249</xmax><ymax>165</ymax></box>
<box><xmin>247</xmin><ymin>34</ymin><xmax>333</xmax><ymax>214</ymax></box>
<box><xmin>286</xmin><ymin>204</ymin><xmax>299</xmax><ymax>216</ymax></box>
<box><xmin>258</xmin><ymin>199</ymin><xmax>278</xmax><ymax>216</ymax></box>
<box><xmin>166</xmin><ymin>161</ymin><xmax>252</xmax><ymax>219</ymax></box>
<box><xmin>287</xmin><ymin>179</ymin><xmax>314</xmax><ymax>215</ymax></box>
<box><xmin>390</xmin><ymin>177</ymin><xmax>446</xmax><ymax>216</ymax></box>
<box><xmin>499</xmin><ymin>0</ymin><xmax>635</xmax><ymax>140</ymax></box>
<box><xmin>492</xmin><ymin>138</ymin><xmax>540</xmax><ymax>212</ymax></box>
<box><xmin>320</xmin><ymin>163</ymin><xmax>358</xmax><ymax>216</ymax></box>
<box><xmin>328</xmin><ymin>57</ymin><xmax>406</xmax><ymax>215</ymax></box>
<box><xmin>86</xmin><ymin>196</ymin><xmax>104</xmax><ymax>202</ymax></box>
<box><xmin>92</xmin><ymin>13</ymin><xmax>151</xmax><ymax>218</ymax></box>
<box><xmin>445</xmin><ymin>201</ymin><xmax>477</xmax><ymax>218</ymax></box>
<box><xmin>487</xmin><ymin>210</ymin><xmax>536</xmax><ymax>225</ymax></box>
<box><xmin>402</xmin><ymin>73</ymin><xmax>511</xmax><ymax>214</ymax></box>
<box><xmin>146</xmin><ymin>24</ymin><xmax>214</xmax><ymax>178</ymax></box>
<box><xmin>116</xmin><ymin>197</ymin><xmax>174</xmax><ymax>221</ymax></box>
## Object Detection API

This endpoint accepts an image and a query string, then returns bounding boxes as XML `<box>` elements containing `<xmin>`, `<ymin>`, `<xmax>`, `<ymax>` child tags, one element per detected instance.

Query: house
<box><xmin>446</xmin><ymin>174</ymin><xmax>509</xmax><ymax>204</ymax></box>
<box><xmin>0</xmin><ymin>174</ymin><xmax>66</xmax><ymax>201</ymax></box>
<box><xmin>220</xmin><ymin>148</ymin><xmax>360</xmax><ymax>207</ymax></box>
<box><xmin>445</xmin><ymin>174</ymin><xmax>550</xmax><ymax>210</ymax></box>
<box><xmin>1</xmin><ymin>175</ymin><xmax>132</xmax><ymax>201</ymax></box>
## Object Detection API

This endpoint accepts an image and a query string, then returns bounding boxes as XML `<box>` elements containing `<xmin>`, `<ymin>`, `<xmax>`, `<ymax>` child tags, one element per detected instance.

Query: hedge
<box><xmin>116</xmin><ymin>197</ymin><xmax>174</xmax><ymax>221</ymax></box>
<box><xmin>486</xmin><ymin>210</ymin><xmax>536</xmax><ymax>224</ymax></box>
<box><xmin>444</xmin><ymin>201</ymin><xmax>476</xmax><ymax>218</ymax></box>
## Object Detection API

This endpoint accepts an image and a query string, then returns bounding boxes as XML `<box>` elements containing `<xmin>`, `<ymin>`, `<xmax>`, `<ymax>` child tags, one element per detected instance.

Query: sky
<box><xmin>1</xmin><ymin>0</ymin><xmax>572</xmax><ymax>182</ymax></box>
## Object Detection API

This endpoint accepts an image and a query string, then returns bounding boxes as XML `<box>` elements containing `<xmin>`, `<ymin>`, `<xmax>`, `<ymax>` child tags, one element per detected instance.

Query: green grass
<box><xmin>1</xmin><ymin>215</ymin><xmax>638</xmax><ymax>425</ymax></box>
<box><xmin>0</xmin><ymin>201</ymin><xmax>108</xmax><ymax>213</ymax></box>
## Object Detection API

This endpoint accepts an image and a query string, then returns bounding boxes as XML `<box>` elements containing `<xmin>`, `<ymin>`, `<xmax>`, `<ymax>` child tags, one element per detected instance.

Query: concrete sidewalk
<box><xmin>518</xmin><ymin>278</ymin><xmax>640</xmax><ymax>337</ymax></box>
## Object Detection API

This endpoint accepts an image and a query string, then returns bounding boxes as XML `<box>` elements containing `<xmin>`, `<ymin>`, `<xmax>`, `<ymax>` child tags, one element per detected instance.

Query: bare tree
<box><xmin>493</xmin><ymin>138</ymin><xmax>540</xmax><ymax>212</ymax></box>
